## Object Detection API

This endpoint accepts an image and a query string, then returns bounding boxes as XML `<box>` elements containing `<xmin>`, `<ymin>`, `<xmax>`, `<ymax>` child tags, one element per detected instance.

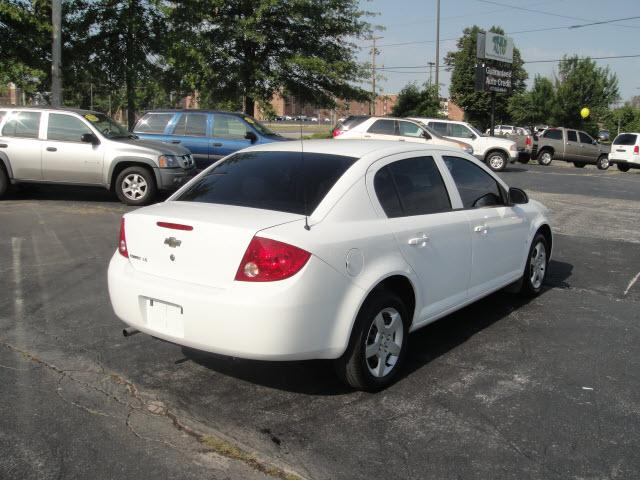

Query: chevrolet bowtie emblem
<box><xmin>164</xmin><ymin>237</ymin><xmax>182</xmax><ymax>248</ymax></box>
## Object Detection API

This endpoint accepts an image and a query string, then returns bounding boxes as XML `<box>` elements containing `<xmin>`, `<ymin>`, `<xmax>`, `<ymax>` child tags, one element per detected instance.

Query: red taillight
<box><xmin>157</xmin><ymin>221</ymin><xmax>193</xmax><ymax>231</ymax></box>
<box><xmin>119</xmin><ymin>217</ymin><xmax>128</xmax><ymax>258</ymax></box>
<box><xmin>634</xmin><ymin>145</ymin><xmax>639</xmax><ymax>155</ymax></box>
<box><xmin>525</xmin><ymin>135</ymin><xmax>532</xmax><ymax>146</ymax></box>
<box><xmin>235</xmin><ymin>237</ymin><xmax>310</xmax><ymax>282</ymax></box>
<box><xmin>332</xmin><ymin>128</ymin><xmax>343</xmax><ymax>137</ymax></box>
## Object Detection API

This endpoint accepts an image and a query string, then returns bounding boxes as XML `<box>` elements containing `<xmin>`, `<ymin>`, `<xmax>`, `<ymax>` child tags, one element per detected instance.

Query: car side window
<box><xmin>367</xmin><ymin>119</ymin><xmax>396</xmax><ymax>135</ymax></box>
<box><xmin>578</xmin><ymin>131</ymin><xmax>593</xmax><ymax>144</ymax></box>
<box><xmin>47</xmin><ymin>114</ymin><xmax>93</xmax><ymax>142</ymax></box>
<box><xmin>567</xmin><ymin>130</ymin><xmax>578</xmax><ymax>142</ymax></box>
<box><xmin>213</xmin><ymin>115</ymin><xmax>249</xmax><ymax>139</ymax></box>
<box><xmin>428</xmin><ymin>121</ymin><xmax>448</xmax><ymax>136</ymax></box>
<box><xmin>398</xmin><ymin>121</ymin><xmax>424</xmax><ymax>138</ymax></box>
<box><xmin>1</xmin><ymin>111</ymin><xmax>41</xmax><ymax>139</ymax></box>
<box><xmin>374</xmin><ymin>156</ymin><xmax>451</xmax><ymax>218</ymax></box>
<box><xmin>449</xmin><ymin>123</ymin><xmax>474</xmax><ymax>139</ymax></box>
<box><xmin>134</xmin><ymin>113</ymin><xmax>174</xmax><ymax>133</ymax></box>
<box><xmin>443</xmin><ymin>155</ymin><xmax>506</xmax><ymax>209</ymax></box>
<box><xmin>173</xmin><ymin>113</ymin><xmax>208</xmax><ymax>137</ymax></box>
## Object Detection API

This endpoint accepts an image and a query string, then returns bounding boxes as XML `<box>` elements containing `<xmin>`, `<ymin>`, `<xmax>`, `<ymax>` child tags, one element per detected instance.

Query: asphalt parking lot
<box><xmin>1</xmin><ymin>162</ymin><xmax>639</xmax><ymax>480</ymax></box>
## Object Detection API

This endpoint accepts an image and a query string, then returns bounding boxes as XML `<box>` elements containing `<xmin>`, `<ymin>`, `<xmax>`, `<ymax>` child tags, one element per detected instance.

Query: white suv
<box><xmin>609</xmin><ymin>132</ymin><xmax>640</xmax><ymax>172</ymax></box>
<box><xmin>411</xmin><ymin>118</ymin><xmax>520</xmax><ymax>171</ymax></box>
<box><xmin>332</xmin><ymin>116</ymin><xmax>473</xmax><ymax>155</ymax></box>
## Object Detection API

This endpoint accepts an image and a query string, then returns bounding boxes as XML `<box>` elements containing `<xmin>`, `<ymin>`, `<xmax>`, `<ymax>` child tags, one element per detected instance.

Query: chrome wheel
<box><xmin>529</xmin><ymin>242</ymin><xmax>547</xmax><ymax>289</ymax></box>
<box><xmin>365</xmin><ymin>307</ymin><xmax>404</xmax><ymax>378</ymax></box>
<box><xmin>539</xmin><ymin>151</ymin><xmax>552</xmax><ymax>165</ymax></box>
<box><xmin>122</xmin><ymin>173</ymin><xmax>148</xmax><ymax>201</ymax></box>
<box><xmin>488</xmin><ymin>153</ymin><xmax>505</xmax><ymax>170</ymax></box>
<box><xmin>597</xmin><ymin>156</ymin><xmax>610</xmax><ymax>170</ymax></box>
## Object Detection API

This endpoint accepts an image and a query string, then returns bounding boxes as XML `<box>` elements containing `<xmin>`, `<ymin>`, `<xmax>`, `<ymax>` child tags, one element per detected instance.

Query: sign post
<box><xmin>475</xmin><ymin>31</ymin><xmax>514</xmax><ymax>135</ymax></box>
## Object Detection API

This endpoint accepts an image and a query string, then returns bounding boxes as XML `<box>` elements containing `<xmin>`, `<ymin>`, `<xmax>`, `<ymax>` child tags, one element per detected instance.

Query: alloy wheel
<box><xmin>529</xmin><ymin>242</ymin><xmax>547</xmax><ymax>289</ymax></box>
<box><xmin>122</xmin><ymin>174</ymin><xmax>148</xmax><ymax>201</ymax></box>
<box><xmin>365</xmin><ymin>307</ymin><xmax>404</xmax><ymax>378</ymax></box>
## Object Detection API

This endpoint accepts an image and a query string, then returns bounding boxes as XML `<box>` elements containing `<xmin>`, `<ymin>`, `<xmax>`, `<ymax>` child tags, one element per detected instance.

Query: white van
<box><xmin>609</xmin><ymin>133</ymin><xmax>640</xmax><ymax>172</ymax></box>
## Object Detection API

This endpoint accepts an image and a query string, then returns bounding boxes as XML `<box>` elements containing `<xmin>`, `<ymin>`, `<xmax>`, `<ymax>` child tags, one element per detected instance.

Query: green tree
<box><xmin>0</xmin><ymin>0</ymin><xmax>50</xmax><ymax>98</ymax></box>
<box><xmin>391</xmin><ymin>83</ymin><xmax>441</xmax><ymax>117</ymax></box>
<box><xmin>507</xmin><ymin>75</ymin><xmax>555</xmax><ymax>126</ymax></box>
<box><xmin>445</xmin><ymin>25</ymin><xmax>527</xmax><ymax>130</ymax></box>
<box><xmin>600</xmin><ymin>105</ymin><xmax>640</xmax><ymax>136</ymax></box>
<box><xmin>551</xmin><ymin>55</ymin><xmax>619</xmax><ymax>133</ymax></box>
<box><xmin>168</xmin><ymin>0</ymin><xmax>371</xmax><ymax>114</ymax></box>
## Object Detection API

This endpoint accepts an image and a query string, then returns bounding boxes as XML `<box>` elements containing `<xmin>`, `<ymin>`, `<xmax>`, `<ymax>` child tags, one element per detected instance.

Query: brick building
<box><xmin>0</xmin><ymin>83</ymin><xmax>23</xmax><ymax>106</ymax></box>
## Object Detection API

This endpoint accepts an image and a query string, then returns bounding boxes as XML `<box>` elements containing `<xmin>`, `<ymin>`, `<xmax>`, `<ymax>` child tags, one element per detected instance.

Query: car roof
<box><xmin>241</xmin><ymin>139</ymin><xmax>465</xmax><ymax>157</ymax></box>
<box><xmin>410</xmin><ymin>117</ymin><xmax>466</xmax><ymax>125</ymax></box>
<box><xmin>141</xmin><ymin>109</ymin><xmax>247</xmax><ymax>116</ymax></box>
<box><xmin>0</xmin><ymin>106</ymin><xmax>100</xmax><ymax>116</ymax></box>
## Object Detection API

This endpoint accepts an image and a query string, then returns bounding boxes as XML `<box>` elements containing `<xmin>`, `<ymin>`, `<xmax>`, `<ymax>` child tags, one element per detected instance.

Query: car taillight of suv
<box><xmin>331</xmin><ymin>115</ymin><xmax>370</xmax><ymax>138</ymax></box>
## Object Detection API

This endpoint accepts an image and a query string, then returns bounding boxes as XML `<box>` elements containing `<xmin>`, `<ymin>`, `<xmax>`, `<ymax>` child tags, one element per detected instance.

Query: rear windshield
<box><xmin>177</xmin><ymin>151</ymin><xmax>357</xmax><ymax>215</ymax></box>
<box><xmin>613</xmin><ymin>133</ymin><xmax>638</xmax><ymax>146</ymax></box>
<box><xmin>337</xmin><ymin>116</ymin><xmax>369</xmax><ymax>130</ymax></box>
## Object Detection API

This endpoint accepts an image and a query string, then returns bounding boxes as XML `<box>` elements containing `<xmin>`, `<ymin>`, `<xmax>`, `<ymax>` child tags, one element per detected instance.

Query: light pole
<box><xmin>51</xmin><ymin>0</ymin><xmax>62</xmax><ymax>106</ymax></box>
<box><xmin>434</xmin><ymin>0</ymin><xmax>440</xmax><ymax>98</ymax></box>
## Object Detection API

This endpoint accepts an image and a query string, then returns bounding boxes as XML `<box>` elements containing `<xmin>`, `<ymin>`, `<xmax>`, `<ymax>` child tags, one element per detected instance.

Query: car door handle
<box><xmin>0</xmin><ymin>143</ymin><xmax>7</xmax><ymax>148</ymax></box>
<box><xmin>212</xmin><ymin>142</ymin><xmax>223</xmax><ymax>147</ymax></box>
<box><xmin>474</xmin><ymin>225</ymin><xmax>489</xmax><ymax>234</ymax></box>
<box><xmin>408</xmin><ymin>234</ymin><xmax>430</xmax><ymax>247</ymax></box>
<box><xmin>169</xmin><ymin>140</ymin><xmax>181</xmax><ymax>144</ymax></box>
<box><xmin>363</xmin><ymin>135</ymin><xmax>372</xmax><ymax>138</ymax></box>
<box><xmin>46</xmin><ymin>147</ymin><xmax>57</xmax><ymax>152</ymax></box>
<box><xmin>398</xmin><ymin>138</ymin><xmax>405</xmax><ymax>141</ymax></box>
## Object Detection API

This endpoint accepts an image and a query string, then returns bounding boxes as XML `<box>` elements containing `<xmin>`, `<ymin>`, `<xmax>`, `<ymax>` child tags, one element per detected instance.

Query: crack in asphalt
<box><xmin>0</xmin><ymin>340</ymin><xmax>307</xmax><ymax>480</ymax></box>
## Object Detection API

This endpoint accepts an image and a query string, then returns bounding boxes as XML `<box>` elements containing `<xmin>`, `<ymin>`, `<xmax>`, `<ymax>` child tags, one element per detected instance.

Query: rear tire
<box><xmin>486</xmin><ymin>151</ymin><xmax>507</xmax><ymax>172</ymax></box>
<box><xmin>519</xmin><ymin>233</ymin><xmax>549</xmax><ymax>297</ymax></box>
<box><xmin>334</xmin><ymin>291</ymin><xmax>409</xmax><ymax>392</ymax></box>
<box><xmin>596</xmin><ymin>155</ymin><xmax>610</xmax><ymax>170</ymax></box>
<box><xmin>537</xmin><ymin>150</ymin><xmax>553</xmax><ymax>166</ymax></box>
<box><xmin>617</xmin><ymin>163</ymin><xmax>630</xmax><ymax>172</ymax></box>
<box><xmin>0</xmin><ymin>167</ymin><xmax>8</xmax><ymax>198</ymax></box>
<box><xmin>115</xmin><ymin>166</ymin><xmax>157</xmax><ymax>206</ymax></box>
<box><xmin>573</xmin><ymin>162</ymin><xmax>586</xmax><ymax>168</ymax></box>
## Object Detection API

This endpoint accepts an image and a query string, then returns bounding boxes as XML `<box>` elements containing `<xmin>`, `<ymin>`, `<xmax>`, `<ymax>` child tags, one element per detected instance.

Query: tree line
<box><xmin>1</xmin><ymin>0</ymin><xmax>372</xmax><ymax>126</ymax></box>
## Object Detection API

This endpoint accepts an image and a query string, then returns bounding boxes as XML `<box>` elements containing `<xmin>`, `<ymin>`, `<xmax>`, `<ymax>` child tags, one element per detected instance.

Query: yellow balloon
<box><xmin>580</xmin><ymin>107</ymin><xmax>590</xmax><ymax>119</ymax></box>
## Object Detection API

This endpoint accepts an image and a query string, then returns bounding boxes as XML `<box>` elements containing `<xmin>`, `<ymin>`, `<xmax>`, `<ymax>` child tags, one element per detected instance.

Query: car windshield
<box><xmin>242</xmin><ymin>115</ymin><xmax>278</xmax><ymax>136</ymax></box>
<box><xmin>82</xmin><ymin>113</ymin><xmax>130</xmax><ymax>138</ymax></box>
<box><xmin>468</xmin><ymin>124</ymin><xmax>484</xmax><ymax>137</ymax></box>
<box><xmin>177</xmin><ymin>151</ymin><xmax>357</xmax><ymax>215</ymax></box>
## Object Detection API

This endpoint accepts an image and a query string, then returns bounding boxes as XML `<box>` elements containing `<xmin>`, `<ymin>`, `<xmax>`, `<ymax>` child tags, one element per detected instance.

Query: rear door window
<box><xmin>177</xmin><ymin>151</ymin><xmax>357</xmax><ymax>215</ymax></box>
<box><xmin>173</xmin><ymin>113</ymin><xmax>208</xmax><ymax>137</ymax></box>
<box><xmin>367</xmin><ymin>119</ymin><xmax>397</xmax><ymax>135</ymax></box>
<box><xmin>1</xmin><ymin>111</ymin><xmax>41</xmax><ymax>138</ymax></box>
<box><xmin>134</xmin><ymin>113</ymin><xmax>174</xmax><ymax>134</ymax></box>
<box><xmin>613</xmin><ymin>133</ymin><xmax>638</xmax><ymax>145</ymax></box>
<box><xmin>567</xmin><ymin>130</ymin><xmax>578</xmax><ymax>142</ymax></box>
<box><xmin>374</xmin><ymin>156</ymin><xmax>451</xmax><ymax>218</ymax></box>
<box><xmin>443</xmin><ymin>156</ymin><xmax>505</xmax><ymax>209</ymax></box>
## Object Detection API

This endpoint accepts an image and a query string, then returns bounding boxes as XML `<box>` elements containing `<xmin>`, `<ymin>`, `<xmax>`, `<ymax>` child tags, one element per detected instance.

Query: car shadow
<box><xmin>504</xmin><ymin>166</ymin><xmax>528</xmax><ymax>172</ymax></box>
<box><xmin>184</xmin><ymin>259</ymin><xmax>574</xmax><ymax>395</ymax></box>
<box><xmin>5</xmin><ymin>184</ymin><xmax>171</xmax><ymax>203</ymax></box>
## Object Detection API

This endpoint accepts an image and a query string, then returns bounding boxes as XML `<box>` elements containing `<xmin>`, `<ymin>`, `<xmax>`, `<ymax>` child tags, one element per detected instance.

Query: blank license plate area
<box><xmin>145</xmin><ymin>298</ymin><xmax>184</xmax><ymax>338</ymax></box>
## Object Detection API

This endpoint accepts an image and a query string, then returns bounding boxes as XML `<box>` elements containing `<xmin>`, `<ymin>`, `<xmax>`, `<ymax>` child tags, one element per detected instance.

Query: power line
<box><xmin>568</xmin><ymin>15</ymin><xmax>640</xmax><ymax>29</ymax></box>
<box><xmin>524</xmin><ymin>53</ymin><xmax>640</xmax><ymax>63</ymax></box>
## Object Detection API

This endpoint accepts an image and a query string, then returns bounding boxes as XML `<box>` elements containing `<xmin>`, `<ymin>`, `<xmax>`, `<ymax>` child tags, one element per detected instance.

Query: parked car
<box><xmin>133</xmin><ymin>110</ymin><xmax>288</xmax><ymax>170</ymax></box>
<box><xmin>332</xmin><ymin>116</ymin><xmax>473</xmax><ymax>155</ymax></box>
<box><xmin>598</xmin><ymin>130</ymin><xmax>610</xmax><ymax>142</ymax></box>
<box><xmin>485</xmin><ymin>125</ymin><xmax>516</xmax><ymax>136</ymax></box>
<box><xmin>108</xmin><ymin>139</ymin><xmax>552</xmax><ymax>391</ymax></box>
<box><xmin>0</xmin><ymin>107</ymin><xmax>196</xmax><ymax>205</ymax></box>
<box><xmin>410</xmin><ymin>117</ymin><xmax>527</xmax><ymax>171</ymax></box>
<box><xmin>534</xmin><ymin>127</ymin><xmax>610</xmax><ymax>169</ymax></box>
<box><xmin>608</xmin><ymin>132</ymin><xmax>640</xmax><ymax>172</ymax></box>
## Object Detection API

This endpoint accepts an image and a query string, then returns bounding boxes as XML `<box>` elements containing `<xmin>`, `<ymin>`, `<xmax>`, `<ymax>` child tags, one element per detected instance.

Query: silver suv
<box><xmin>0</xmin><ymin>107</ymin><xmax>196</xmax><ymax>205</ymax></box>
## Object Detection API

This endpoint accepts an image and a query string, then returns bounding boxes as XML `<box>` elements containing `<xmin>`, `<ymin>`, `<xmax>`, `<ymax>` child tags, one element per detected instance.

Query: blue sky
<box><xmin>356</xmin><ymin>0</ymin><xmax>640</xmax><ymax>102</ymax></box>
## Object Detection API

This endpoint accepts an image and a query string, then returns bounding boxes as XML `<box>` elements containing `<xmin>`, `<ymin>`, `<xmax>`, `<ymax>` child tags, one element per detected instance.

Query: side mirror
<box><xmin>470</xmin><ymin>134</ymin><xmax>477</xmax><ymax>140</ymax></box>
<box><xmin>421</xmin><ymin>130</ymin><xmax>431</xmax><ymax>140</ymax></box>
<box><xmin>245</xmin><ymin>131</ymin><xmax>258</xmax><ymax>143</ymax></box>
<box><xmin>509</xmin><ymin>187</ymin><xmax>529</xmax><ymax>205</ymax></box>
<box><xmin>81</xmin><ymin>133</ymin><xmax>99</xmax><ymax>144</ymax></box>
<box><xmin>592</xmin><ymin>139</ymin><xmax>598</xmax><ymax>145</ymax></box>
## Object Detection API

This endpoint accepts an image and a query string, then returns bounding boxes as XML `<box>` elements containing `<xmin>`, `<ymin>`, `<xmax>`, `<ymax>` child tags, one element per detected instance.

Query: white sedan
<box><xmin>108</xmin><ymin>140</ymin><xmax>552</xmax><ymax>391</ymax></box>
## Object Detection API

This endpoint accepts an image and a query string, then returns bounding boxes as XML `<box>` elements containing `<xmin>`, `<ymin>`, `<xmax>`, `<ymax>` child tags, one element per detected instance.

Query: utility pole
<box><xmin>428</xmin><ymin>61</ymin><xmax>435</xmax><ymax>85</ymax></box>
<box><xmin>51</xmin><ymin>0</ymin><xmax>62</xmax><ymax>106</ymax></box>
<box><xmin>370</xmin><ymin>35</ymin><xmax>382</xmax><ymax>115</ymax></box>
<box><xmin>434</xmin><ymin>0</ymin><xmax>440</xmax><ymax>98</ymax></box>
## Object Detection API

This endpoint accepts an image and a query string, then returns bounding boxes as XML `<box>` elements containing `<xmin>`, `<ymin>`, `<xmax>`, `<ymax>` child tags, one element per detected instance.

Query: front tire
<box><xmin>115</xmin><ymin>166</ymin><xmax>157</xmax><ymax>206</ymax></box>
<box><xmin>0</xmin><ymin>167</ymin><xmax>8</xmax><ymax>198</ymax></box>
<box><xmin>335</xmin><ymin>291</ymin><xmax>409</xmax><ymax>391</ymax></box>
<box><xmin>519</xmin><ymin>233</ymin><xmax>549</xmax><ymax>297</ymax></box>
<box><xmin>617</xmin><ymin>163</ymin><xmax>630</xmax><ymax>172</ymax></box>
<box><xmin>486</xmin><ymin>151</ymin><xmax>507</xmax><ymax>172</ymax></box>
<box><xmin>596</xmin><ymin>155</ymin><xmax>610</xmax><ymax>170</ymax></box>
<box><xmin>537</xmin><ymin>150</ymin><xmax>553</xmax><ymax>166</ymax></box>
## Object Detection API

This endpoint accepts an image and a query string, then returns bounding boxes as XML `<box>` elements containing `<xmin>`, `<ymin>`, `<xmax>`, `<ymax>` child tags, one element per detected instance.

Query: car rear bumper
<box><xmin>609</xmin><ymin>157</ymin><xmax>640</xmax><ymax>166</ymax></box>
<box><xmin>107</xmin><ymin>252</ymin><xmax>359</xmax><ymax>360</ymax></box>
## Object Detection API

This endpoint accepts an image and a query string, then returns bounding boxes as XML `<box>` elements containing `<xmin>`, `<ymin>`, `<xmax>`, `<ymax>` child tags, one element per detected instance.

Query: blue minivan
<box><xmin>133</xmin><ymin>110</ymin><xmax>289</xmax><ymax>169</ymax></box>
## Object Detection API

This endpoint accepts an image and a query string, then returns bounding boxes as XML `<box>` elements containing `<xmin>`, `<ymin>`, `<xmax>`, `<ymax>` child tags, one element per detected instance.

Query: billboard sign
<box><xmin>475</xmin><ymin>64</ymin><xmax>512</xmax><ymax>94</ymax></box>
<box><xmin>477</xmin><ymin>32</ymin><xmax>513</xmax><ymax>64</ymax></box>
